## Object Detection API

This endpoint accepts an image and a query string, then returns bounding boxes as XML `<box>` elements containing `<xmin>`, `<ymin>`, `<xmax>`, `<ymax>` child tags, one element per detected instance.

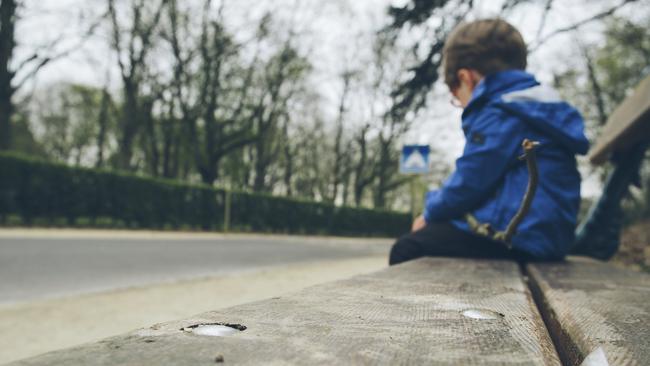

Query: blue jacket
<box><xmin>423</xmin><ymin>70</ymin><xmax>589</xmax><ymax>260</ymax></box>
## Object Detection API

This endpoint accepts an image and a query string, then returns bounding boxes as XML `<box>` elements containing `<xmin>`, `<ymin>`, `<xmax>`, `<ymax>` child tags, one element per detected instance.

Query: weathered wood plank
<box><xmin>9</xmin><ymin>258</ymin><xmax>559</xmax><ymax>365</ymax></box>
<box><xmin>589</xmin><ymin>75</ymin><xmax>650</xmax><ymax>165</ymax></box>
<box><xmin>527</xmin><ymin>258</ymin><xmax>650</xmax><ymax>365</ymax></box>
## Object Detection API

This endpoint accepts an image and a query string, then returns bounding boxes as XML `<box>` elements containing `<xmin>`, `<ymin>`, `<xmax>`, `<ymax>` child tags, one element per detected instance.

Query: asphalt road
<box><xmin>0</xmin><ymin>233</ymin><xmax>392</xmax><ymax>304</ymax></box>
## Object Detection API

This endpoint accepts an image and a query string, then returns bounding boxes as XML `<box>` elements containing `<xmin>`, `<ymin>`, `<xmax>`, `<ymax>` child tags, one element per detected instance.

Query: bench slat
<box><xmin>589</xmin><ymin>75</ymin><xmax>650</xmax><ymax>165</ymax></box>
<box><xmin>527</xmin><ymin>258</ymin><xmax>650</xmax><ymax>365</ymax></box>
<box><xmin>10</xmin><ymin>258</ymin><xmax>559</xmax><ymax>365</ymax></box>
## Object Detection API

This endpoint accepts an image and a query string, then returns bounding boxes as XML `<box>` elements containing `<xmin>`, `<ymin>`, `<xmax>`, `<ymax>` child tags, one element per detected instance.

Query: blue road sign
<box><xmin>400</xmin><ymin>145</ymin><xmax>430</xmax><ymax>174</ymax></box>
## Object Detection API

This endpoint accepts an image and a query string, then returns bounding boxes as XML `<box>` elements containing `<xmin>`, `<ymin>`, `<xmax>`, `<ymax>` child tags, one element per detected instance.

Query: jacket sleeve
<box><xmin>423</xmin><ymin>107</ymin><xmax>525</xmax><ymax>223</ymax></box>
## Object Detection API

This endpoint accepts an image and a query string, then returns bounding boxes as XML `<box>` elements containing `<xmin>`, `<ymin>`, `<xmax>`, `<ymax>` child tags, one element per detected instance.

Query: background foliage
<box><xmin>0</xmin><ymin>152</ymin><xmax>411</xmax><ymax>236</ymax></box>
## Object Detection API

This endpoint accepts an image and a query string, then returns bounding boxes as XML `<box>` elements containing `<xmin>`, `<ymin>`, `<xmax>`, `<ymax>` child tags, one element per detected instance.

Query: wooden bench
<box><xmin>527</xmin><ymin>259</ymin><xmax>650</xmax><ymax>365</ymax></box>
<box><xmin>8</xmin><ymin>257</ymin><xmax>649</xmax><ymax>365</ymax></box>
<box><xmin>588</xmin><ymin>75</ymin><xmax>650</xmax><ymax>166</ymax></box>
<box><xmin>8</xmin><ymin>258</ymin><xmax>561</xmax><ymax>365</ymax></box>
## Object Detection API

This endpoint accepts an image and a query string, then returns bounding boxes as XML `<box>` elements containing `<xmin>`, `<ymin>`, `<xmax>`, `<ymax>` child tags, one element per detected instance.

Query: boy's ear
<box><xmin>457</xmin><ymin>68</ymin><xmax>483</xmax><ymax>87</ymax></box>
<box><xmin>457</xmin><ymin>69</ymin><xmax>472</xmax><ymax>86</ymax></box>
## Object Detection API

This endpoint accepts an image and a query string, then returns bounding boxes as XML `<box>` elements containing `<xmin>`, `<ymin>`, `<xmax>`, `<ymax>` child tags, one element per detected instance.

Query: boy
<box><xmin>389</xmin><ymin>18</ymin><xmax>589</xmax><ymax>265</ymax></box>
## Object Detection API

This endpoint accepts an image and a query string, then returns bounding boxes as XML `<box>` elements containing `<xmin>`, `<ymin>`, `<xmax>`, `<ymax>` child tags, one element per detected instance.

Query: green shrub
<box><xmin>0</xmin><ymin>152</ymin><xmax>410</xmax><ymax>237</ymax></box>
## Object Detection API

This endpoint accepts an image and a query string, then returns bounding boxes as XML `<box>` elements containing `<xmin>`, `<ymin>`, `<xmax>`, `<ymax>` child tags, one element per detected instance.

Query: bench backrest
<box><xmin>589</xmin><ymin>75</ymin><xmax>650</xmax><ymax>165</ymax></box>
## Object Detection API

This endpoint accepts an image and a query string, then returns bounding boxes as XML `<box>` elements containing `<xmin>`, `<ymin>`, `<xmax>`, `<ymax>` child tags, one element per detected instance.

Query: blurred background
<box><xmin>0</xmin><ymin>0</ymin><xmax>649</xmax><ymax>363</ymax></box>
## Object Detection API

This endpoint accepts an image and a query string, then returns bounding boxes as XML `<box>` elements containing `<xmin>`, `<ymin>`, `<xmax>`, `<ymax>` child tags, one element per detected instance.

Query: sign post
<box><xmin>400</xmin><ymin>145</ymin><xmax>430</xmax><ymax>219</ymax></box>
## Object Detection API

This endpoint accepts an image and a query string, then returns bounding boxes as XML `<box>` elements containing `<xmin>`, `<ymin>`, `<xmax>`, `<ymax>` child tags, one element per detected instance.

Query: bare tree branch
<box><xmin>577</xmin><ymin>39</ymin><xmax>608</xmax><ymax>127</ymax></box>
<box><xmin>529</xmin><ymin>0</ymin><xmax>639</xmax><ymax>53</ymax></box>
<box><xmin>107</xmin><ymin>0</ymin><xmax>127</xmax><ymax>80</ymax></box>
<box><xmin>13</xmin><ymin>7</ymin><xmax>104</xmax><ymax>92</ymax></box>
<box><xmin>535</xmin><ymin>0</ymin><xmax>553</xmax><ymax>42</ymax></box>
<box><xmin>14</xmin><ymin>53</ymin><xmax>38</xmax><ymax>73</ymax></box>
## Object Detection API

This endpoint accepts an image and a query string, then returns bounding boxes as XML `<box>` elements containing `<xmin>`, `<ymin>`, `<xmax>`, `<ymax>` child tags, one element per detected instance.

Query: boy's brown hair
<box><xmin>442</xmin><ymin>18</ymin><xmax>527</xmax><ymax>89</ymax></box>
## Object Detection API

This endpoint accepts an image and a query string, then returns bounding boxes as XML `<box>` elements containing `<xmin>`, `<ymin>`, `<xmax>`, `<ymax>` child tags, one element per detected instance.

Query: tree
<box><xmin>352</xmin><ymin>123</ymin><xmax>374</xmax><ymax>207</ymax></box>
<box><xmin>30</xmin><ymin>83</ymin><xmax>111</xmax><ymax>165</ymax></box>
<box><xmin>369</xmin><ymin>35</ymin><xmax>414</xmax><ymax>209</ymax></box>
<box><xmin>325</xmin><ymin>69</ymin><xmax>355</xmax><ymax>203</ymax></box>
<box><xmin>0</xmin><ymin>0</ymin><xmax>17</xmax><ymax>150</ymax></box>
<box><xmin>107</xmin><ymin>0</ymin><xmax>168</xmax><ymax>170</ymax></box>
<box><xmin>346</xmin><ymin>31</ymin><xmax>417</xmax><ymax>209</ymax></box>
<box><xmin>250</xmin><ymin>41</ymin><xmax>310</xmax><ymax>192</ymax></box>
<box><xmin>9</xmin><ymin>103</ymin><xmax>45</xmax><ymax>157</ymax></box>
<box><xmin>276</xmin><ymin>88</ymin><xmax>324</xmax><ymax>199</ymax></box>
<box><xmin>95</xmin><ymin>86</ymin><xmax>116</xmax><ymax>168</ymax></box>
<box><xmin>0</xmin><ymin>0</ymin><xmax>66</xmax><ymax>150</ymax></box>
<box><xmin>595</xmin><ymin>16</ymin><xmax>650</xmax><ymax>110</ymax></box>
<box><xmin>385</xmin><ymin>0</ymin><xmax>475</xmax><ymax>120</ymax></box>
<box><xmin>293</xmin><ymin>118</ymin><xmax>329</xmax><ymax>200</ymax></box>
<box><xmin>554</xmin><ymin>15</ymin><xmax>650</xmax><ymax>138</ymax></box>
<box><xmin>1</xmin><ymin>0</ymin><xmax>102</xmax><ymax>152</ymax></box>
<box><xmin>164</xmin><ymin>2</ymin><xmax>284</xmax><ymax>185</ymax></box>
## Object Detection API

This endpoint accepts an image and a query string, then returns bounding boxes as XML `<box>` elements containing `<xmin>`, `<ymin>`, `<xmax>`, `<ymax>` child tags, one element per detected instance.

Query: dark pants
<box><xmin>389</xmin><ymin>221</ymin><xmax>532</xmax><ymax>265</ymax></box>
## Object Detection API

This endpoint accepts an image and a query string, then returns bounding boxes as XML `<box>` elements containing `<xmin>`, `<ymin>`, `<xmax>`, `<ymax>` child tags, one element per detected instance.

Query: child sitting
<box><xmin>390</xmin><ymin>18</ymin><xmax>589</xmax><ymax>265</ymax></box>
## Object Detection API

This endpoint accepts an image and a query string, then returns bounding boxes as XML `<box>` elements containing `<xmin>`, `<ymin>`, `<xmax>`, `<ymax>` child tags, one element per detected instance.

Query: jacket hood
<box><xmin>465</xmin><ymin>70</ymin><xmax>589</xmax><ymax>155</ymax></box>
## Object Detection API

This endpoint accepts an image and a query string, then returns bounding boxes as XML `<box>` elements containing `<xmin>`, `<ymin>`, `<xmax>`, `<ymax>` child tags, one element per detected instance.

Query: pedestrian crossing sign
<box><xmin>400</xmin><ymin>145</ymin><xmax>430</xmax><ymax>174</ymax></box>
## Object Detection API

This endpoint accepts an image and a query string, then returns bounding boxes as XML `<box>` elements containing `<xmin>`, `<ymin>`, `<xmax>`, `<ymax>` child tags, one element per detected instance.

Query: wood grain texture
<box><xmin>527</xmin><ymin>258</ymin><xmax>650</xmax><ymax>365</ymax></box>
<box><xmin>589</xmin><ymin>75</ymin><xmax>650</xmax><ymax>165</ymax></box>
<box><xmin>9</xmin><ymin>258</ymin><xmax>559</xmax><ymax>365</ymax></box>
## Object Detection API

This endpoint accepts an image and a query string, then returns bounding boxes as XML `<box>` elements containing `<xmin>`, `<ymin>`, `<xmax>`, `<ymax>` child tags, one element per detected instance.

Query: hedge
<box><xmin>0</xmin><ymin>152</ymin><xmax>410</xmax><ymax>237</ymax></box>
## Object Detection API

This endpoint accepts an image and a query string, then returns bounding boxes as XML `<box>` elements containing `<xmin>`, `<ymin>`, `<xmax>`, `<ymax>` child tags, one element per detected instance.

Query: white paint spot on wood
<box><xmin>580</xmin><ymin>347</ymin><xmax>609</xmax><ymax>366</ymax></box>
<box><xmin>191</xmin><ymin>324</ymin><xmax>241</xmax><ymax>337</ymax></box>
<box><xmin>461</xmin><ymin>309</ymin><xmax>503</xmax><ymax>320</ymax></box>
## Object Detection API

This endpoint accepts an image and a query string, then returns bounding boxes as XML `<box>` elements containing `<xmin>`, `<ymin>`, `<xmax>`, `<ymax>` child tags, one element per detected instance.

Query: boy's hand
<box><xmin>411</xmin><ymin>215</ymin><xmax>427</xmax><ymax>232</ymax></box>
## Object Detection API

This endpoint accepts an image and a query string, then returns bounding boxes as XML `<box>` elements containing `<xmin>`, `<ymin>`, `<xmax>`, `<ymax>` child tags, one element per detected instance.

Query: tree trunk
<box><xmin>0</xmin><ymin>90</ymin><xmax>12</xmax><ymax>150</ymax></box>
<box><xmin>117</xmin><ymin>82</ymin><xmax>139</xmax><ymax>170</ymax></box>
<box><xmin>161</xmin><ymin>117</ymin><xmax>173</xmax><ymax>178</ymax></box>
<box><xmin>583</xmin><ymin>49</ymin><xmax>608</xmax><ymax>126</ymax></box>
<box><xmin>199</xmin><ymin>161</ymin><xmax>218</xmax><ymax>185</ymax></box>
<box><xmin>108</xmin><ymin>0</ymin><xmax>167</xmax><ymax>170</ymax></box>
<box><xmin>168</xmin><ymin>121</ymin><xmax>182</xmax><ymax>179</ymax></box>
<box><xmin>95</xmin><ymin>88</ymin><xmax>110</xmax><ymax>167</ymax></box>
<box><xmin>374</xmin><ymin>138</ymin><xmax>390</xmax><ymax>209</ymax></box>
<box><xmin>341</xmin><ymin>162</ymin><xmax>351</xmax><ymax>206</ymax></box>
<box><xmin>329</xmin><ymin>73</ymin><xmax>352</xmax><ymax>202</ymax></box>
<box><xmin>0</xmin><ymin>0</ymin><xmax>16</xmax><ymax>150</ymax></box>
<box><xmin>353</xmin><ymin>125</ymin><xmax>373</xmax><ymax>207</ymax></box>
<box><xmin>253</xmin><ymin>136</ymin><xmax>268</xmax><ymax>192</ymax></box>
<box><xmin>282</xmin><ymin>122</ymin><xmax>293</xmax><ymax>196</ymax></box>
<box><xmin>143</xmin><ymin>99</ymin><xmax>160</xmax><ymax>176</ymax></box>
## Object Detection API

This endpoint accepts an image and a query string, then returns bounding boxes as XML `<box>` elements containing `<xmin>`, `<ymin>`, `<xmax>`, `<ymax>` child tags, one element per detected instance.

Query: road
<box><xmin>0</xmin><ymin>231</ymin><xmax>392</xmax><ymax>304</ymax></box>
